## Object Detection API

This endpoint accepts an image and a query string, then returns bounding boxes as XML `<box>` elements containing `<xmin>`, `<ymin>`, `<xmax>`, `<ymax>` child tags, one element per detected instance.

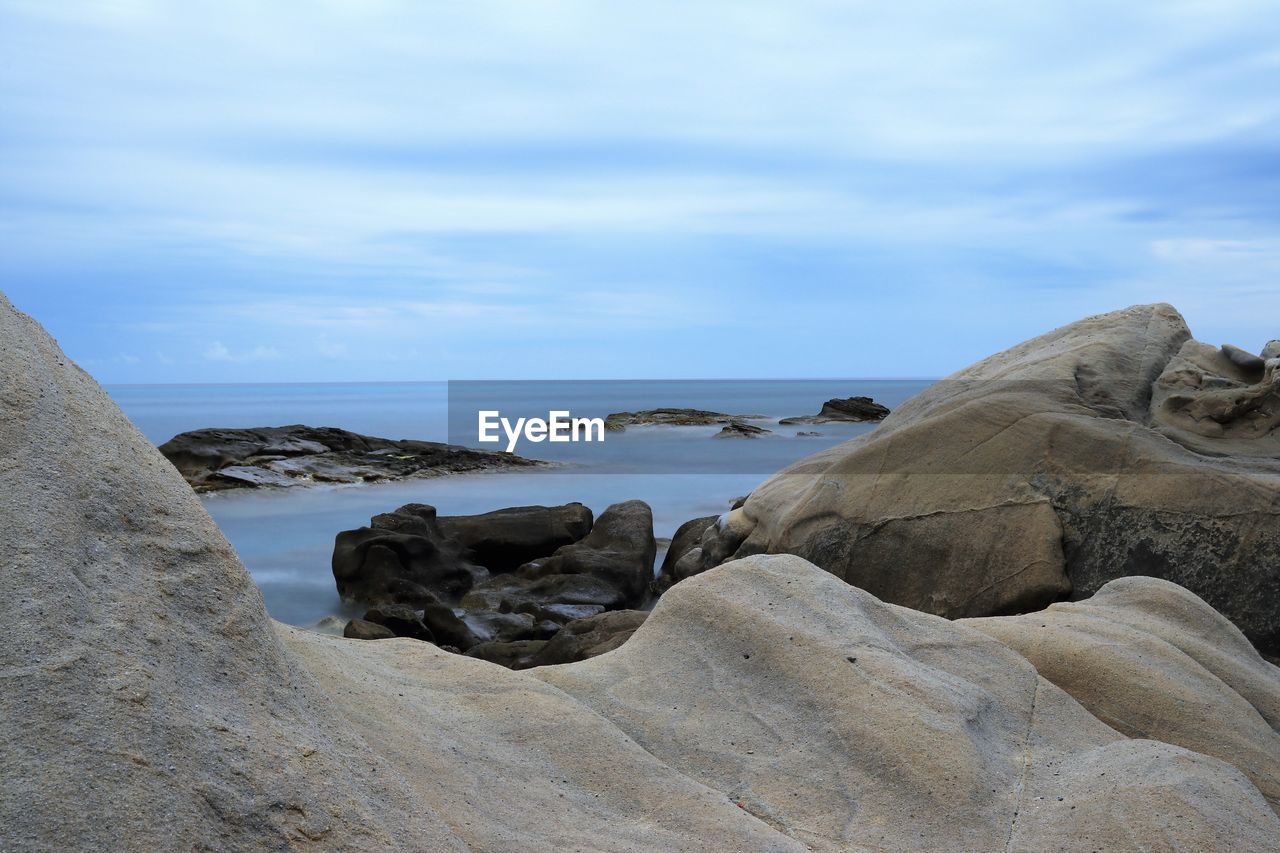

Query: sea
<box><xmin>108</xmin><ymin>380</ymin><xmax>932</xmax><ymax>627</ymax></box>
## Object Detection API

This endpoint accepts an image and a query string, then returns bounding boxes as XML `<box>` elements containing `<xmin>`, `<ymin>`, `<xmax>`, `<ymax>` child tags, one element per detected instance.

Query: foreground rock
<box><xmin>780</xmin><ymin>395</ymin><xmax>890</xmax><ymax>424</ymax></box>
<box><xmin>696</xmin><ymin>304</ymin><xmax>1280</xmax><ymax>655</ymax></box>
<box><xmin>604</xmin><ymin>408</ymin><xmax>765</xmax><ymax>431</ymax></box>
<box><xmin>7</xmin><ymin>292</ymin><xmax>1279</xmax><ymax>850</ymax></box>
<box><xmin>159</xmin><ymin>424</ymin><xmax>540</xmax><ymax>491</ymax></box>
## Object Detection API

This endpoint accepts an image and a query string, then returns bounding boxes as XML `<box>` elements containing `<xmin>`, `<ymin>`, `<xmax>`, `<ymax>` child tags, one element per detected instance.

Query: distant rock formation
<box><xmin>713</xmin><ymin>419</ymin><xmax>772</xmax><ymax>438</ymax></box>
<box><xmin>158</xmin><ymin>424</ymin><xmax>539</xmax><ymax>491</ymax></box>
<box><xmin>779</xmin><ymin>395</ymin><xmax>890</xmax><ymax>424</ymax></box>
<box><xmin>603</xmin><ymin>408</ymin><xmax>765</xmax><ymax>431</ymax></box>
<box><xmin>692</xmin><ymin>304</ymin><xmax>1280</xmax><ymax>656</ymax></box>
<box><xmin>5</xmin><ymin>291</ymin><xmax>1279</xmax><ymax>849</ymax></box>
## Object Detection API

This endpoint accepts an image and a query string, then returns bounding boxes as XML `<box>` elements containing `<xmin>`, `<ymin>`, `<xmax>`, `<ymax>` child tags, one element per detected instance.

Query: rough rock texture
<box><xmin>538</xmin><ymin>556</ymin><xmax>1280</xmax><ymax>850</ymax></box>
<box><xmin>714</xmin><ymin>420</ymin><xmax>772</xmax><ymax>438</ymax></box>
<box><xmin>461</xmin><ymin>500</ymin><xmax>656</xmax><ymax>614</ymax></box>
<box><xmin>697</xmin><ymin>304</ymin><xmax>1280</xmax><ymax>653</ymax></box>
<box><xmin>964</xmin><ymin>576</ymin><xmax>1280</xmax><ymax>814</ymax></box>
<box><xmin>655</xmin><ymin>514</ymin><xmax>719</xmax><ymax>594</ymax></box>
<box><xmin>6</xmin><ymin>292</ymin><xmax>1280</xmax><ymax>850</ymax></box>
<box><xmin>779</xmin><ymin>395</ymin><xmax>890</xmax><ymax>424</ymax></box>
<box><xmin>604</xmin><ymin>408</ymin><xmax>765</xmax><ymax>431</ymax></box>
<box><xmin>159</xmin><ymin>424</ymin><xmax>539</xmax><ymax>492</ymax></box>
<box><xmin>343</xmin><ymin>618</ymin><xmax>396</xmax><ymax>640</ymax></box>
<box><xmin>333</xmin><ymin>503</ymin><xmax>487</xmax><ymax>607</ymax></box>
<box><xmin>437</xmin><ymin>503</ymin><xmax>593</xmax><ymax>573</ymax></box>
<box><xmin>529</xmin><ymin>610</ymin><xmax>650</xmax><ymax>667</ymax></box>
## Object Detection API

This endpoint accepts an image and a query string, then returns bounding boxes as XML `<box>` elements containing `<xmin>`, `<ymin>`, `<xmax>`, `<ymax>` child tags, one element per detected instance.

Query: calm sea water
<box><xmin>108</xmin><ymin>380</ymin><xmax>931</xmax><ymax>626</ymax></box>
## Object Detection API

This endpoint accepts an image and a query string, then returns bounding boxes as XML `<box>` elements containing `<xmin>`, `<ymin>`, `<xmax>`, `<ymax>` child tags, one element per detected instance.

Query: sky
<box><xmin>1</xmin><ymin>0</ymin><xmax>1278</xmax><ymax>382</ymax></box>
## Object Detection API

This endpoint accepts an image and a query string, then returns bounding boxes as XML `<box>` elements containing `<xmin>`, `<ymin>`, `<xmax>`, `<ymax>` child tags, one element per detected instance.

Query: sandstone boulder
<box><xmin>698</xmin><ymin>304</ymin><xmax>1280</xmax><ymax>653</ymax></box>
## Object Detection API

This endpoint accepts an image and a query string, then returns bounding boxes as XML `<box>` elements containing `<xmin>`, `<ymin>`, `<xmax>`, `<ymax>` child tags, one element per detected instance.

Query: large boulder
<box><xmin>7</xmin><ymin>291</ymin><xmax>1280</xmax><ymax>850</ymax></box>
<box><xmin>537</xmin><ymin>555</ymin><xmax>1280</xmax><ymax>849</ymax></box>
<box><xmin>461</xmin><ymin>500</ymin><xmax>657</xmax><ymax>615</ymax></box>
<box><xmin>437</xmin><ymin>503</ymin><xmax>593</xmax><ymax>573</ymax></box>
<box><xmin>159</xmin><ymin>424</ymin><xmax>539</xmax><ymax>492</ymax></box>
<box><xmin>332</xmin><ymin>503</ymin><xmax>486</xmax><ymax>606</ymax></box>
<box><xmin>696</xmin><ymin>304</ymin><xmax>1280</xmax><ymax>654</ymax></box>
<box><xmin>528</xmin><ymin>610</ymin><xmax>649</xmax><ymax>667</ymax></box>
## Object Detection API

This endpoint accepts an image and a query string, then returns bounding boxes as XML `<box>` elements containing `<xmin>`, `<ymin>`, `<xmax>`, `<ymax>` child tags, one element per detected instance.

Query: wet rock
<box><xmin>343</xmin><ymin>618</ymin><xmax>396</xmax><ymax>640</ymax></box>
<box><xmin>603</xmin><ymin>408</ymin><xmax>766</xmax><ymax>431</ymax></box>
<box><xmin>529</xmin><ymin>610</ymin><xmax>649</xmax><ymax>666</ymax></box>
<box><xmin>714</xmin><ymin>420</ymin><xmax>772</xmax><ymax>438</ymax></box>
<box><xmin>464</xmin><ymin>640</ymin><xmax>549</xmax><ymax>670</ymax></box>
<box><xmin>438</xmin><ymin>503</ymin><xmax>593</xmax><ymax>573</ymax></box>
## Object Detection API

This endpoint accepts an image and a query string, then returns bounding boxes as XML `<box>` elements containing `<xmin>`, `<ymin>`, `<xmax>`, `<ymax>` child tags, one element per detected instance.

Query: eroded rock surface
<box><xmin>695</xmin><ymin>304</ymin><xmax>1280</xmax><ymax>654</ymax></box>
<box><xmin>159</xmin><ymin>424</ymin><xmax>539</xmax><ymax>492</ymax></box>
<box><xmin>779</xmin><ymin>395</ymin><xmax>890</xmax><ymax>424</ymax></box>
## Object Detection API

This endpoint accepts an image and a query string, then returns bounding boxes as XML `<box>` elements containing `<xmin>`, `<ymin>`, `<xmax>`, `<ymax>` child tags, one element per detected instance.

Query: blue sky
<box><xmin>2</xmin><ymin>0</ymin><xmax>1278</xmax><ymax>382</ymax></box>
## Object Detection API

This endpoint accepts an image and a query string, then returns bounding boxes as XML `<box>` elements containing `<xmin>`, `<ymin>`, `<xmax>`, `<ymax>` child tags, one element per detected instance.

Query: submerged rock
<box><xmin>698</xmin><ymin>304</ymin><xmax>1280</xmax><ymax>655</ymax></box>
<box><xmin>528</xmin><ymin>610</ymin><xmax>648</xmax><ymax>666</ymax></box>
<box><xmin>713</xmin><ymin>420</ymin><xmax>772</xmax><ymax>438</ymax></box>
<box><xmin>159</xmin><ymin>423</ymin><xmax>540</xmax><ymax>492</ymax></box>
<box><xmin>779</xmin><ymin>396</ymin><xmax>890</xmax><ymax>424</ymax></box>
<box><xmin>603</xmin><ymin>408</ymin><xmax>766</xmax><ymax>431</ymax></box>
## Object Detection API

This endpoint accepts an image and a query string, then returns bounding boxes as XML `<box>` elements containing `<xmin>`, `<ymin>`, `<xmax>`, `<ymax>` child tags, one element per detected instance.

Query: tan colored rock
<box><xmin>538</xmin><ymin>555</ymin><xmax>1280</xmax><ymax>850</ymax></box>
<box><xmin>965</xmin><ymin>575</ymin><xmax>1280</xmax><ymax>814</ymax></box>
<box><xmin>698</xmin><ymin>304</ymin><xmax>1280</xmax><ymax>653</ymax></box>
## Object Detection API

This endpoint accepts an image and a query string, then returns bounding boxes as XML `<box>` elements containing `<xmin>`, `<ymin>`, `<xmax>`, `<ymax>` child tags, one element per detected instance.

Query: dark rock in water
<box><xmin>363</xmin><ymin>602</ymin><xmax>479</xmax><ymax>651</ymax></box>
<box><xmin>520</xmin><ymin>602</ymin><xmax>607</xmax><ymax>624</ymax></box>
<box><xmin>655</xmin><ymin>515</ymin><xmax>718</xmax><ymax>593</ymax></box>
<box><xmin>462</xmin><ymin>609</ymin><xmax>538</xmax><ymax>644</ymax></box>
<box><xmin>529</xmin><ymin>610</ymin><xmax>649</xmax><ymax>666</ymax></box>
<box><xmin>333</xmin><ymin>504</ymin><xmax>486</xmax><ymax>607</ymax></box>
<box><xmin>464</xmin><ymin>640</ymin><xmax>549</xmax><ymax>670</ymax></box>
<box><xmin>461</xmin><ymin>501</ymin><xmax>656</xmax><ymax>615</ymax></box>
<box><xmin>343</xmin><ymin>618</ymin><xmax>396</xmax><ymax>640</ymax></box>
<box><xmin>158</xmin><ymin>424</ymin><xmax>541</xmax><ymax>492</ymax></box>
<box><xmin>604</xmin><ymin>408</ymin><xmax>766</xmax><ymax>432</ymax></box>
<box><xmin>438</xmin><ymin>503</ymin><xmax>593</xmax><ymax>573</ymax></box>
<box><xmin>796</xmin><ymin>431</ymin><xmax>823</xmax><ymax>437</ymax></box>
<box><xmin>780</xmin><ymin>396</ymin><xmax>890</xmax><ymax>424</ymax></box>
<box><xmin>714</xmin><ymin>420</ymin><xmax>772</xmax><ymax>438</ymax></box>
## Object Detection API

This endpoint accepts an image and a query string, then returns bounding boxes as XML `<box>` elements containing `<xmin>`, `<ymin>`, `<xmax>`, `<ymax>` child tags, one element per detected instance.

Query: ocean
<box><xmin>108</xmin><ymin>380</ymin><xmax>931</xmax><ymax>627</ymax></box>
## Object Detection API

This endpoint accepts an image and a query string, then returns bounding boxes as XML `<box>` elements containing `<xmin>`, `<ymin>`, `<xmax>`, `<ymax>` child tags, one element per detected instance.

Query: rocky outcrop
<box><xmin>603</xmin><ymin>408</ymin><xmax>765</xmax><ymax>431</ymax></box>
<box><xmin>695</xmin><ymin>304</ymin><xmax>1280</xmax><ymax>655</ymax></box>
<box><xmin>714</xmin><ymin>420</ymin><xmax>772</xmax><ymax>438</ymax></box>
<box><xmin>437</xmin><ymin>503</ymin><xmax>593</xmax><ymax>573</ymax></box>
<box><xmin>461</xmin><ymin>500</ymin><xmax>656</xmax><ymax>614</ymax></box>
<box><xmin>159</xmin><ymin>424</ymin><xmax>539</xmax><ymax>492</ymax></box>
<box><xmin>7</xmin><ymin>292</ymin><xmax>1280</xmax><ymax>850</ymax></box>
<box><xmin>780</xmin><ymin>395</ymin><xmax>890</xmax><ymax>424</ymax></box>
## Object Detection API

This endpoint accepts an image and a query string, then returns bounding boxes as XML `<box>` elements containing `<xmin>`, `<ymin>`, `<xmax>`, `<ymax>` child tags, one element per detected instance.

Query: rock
<box><xmin>362</xmin><ymin>604</ymin><xmax>436</xmax><ymax>643</ymax></box>
<box><xmin>795</xmin><ymin>430</ymin><xmax>822</xmax><ymax>436</ymax></box>
<box><xmin>536</xmin><ymin>555</ymin><xmax>1280</xmax><ymax>849</ymax></box>
<box><xmin>714</xmin><ymin>420</ymin><xmax>771</xmax><ymax>438</ymax></box>
<box><xmin>464</xmin><ymin>640</ymin><xmax>550</xmax><ymax>670</ymax></box>
<box><xmin>462</xmin><ymin>609</ymin><xmax>538</xmax><ymax>643</ymax></box>
<box><xmin>8</xmin><ymin>290</ymin><xmax>1280</xmax><ymax>850</ymax></box>
<box><xmin>1221</xmin><ymin>343</ymin><xmax>1267</xmax><ymax>373</ymax></box>
<box><xmin>603</xmin><ymin>408</ymin><xmax>766</xmax><ymax>431</ymax></box>
<box><xmin>462</xmin><ymin>501</ymin><xmax>656</xmax><ymax>615</ymax></box>
<box><xmin>333</xmin><ymin>503</ymin><xmax>486</xmax><ymax>607</ymax></box>
<box><xmin>529</xmin><ymin>610</ymin><xmax>649</xmax><ymax>666</ymax></box>
<box><xmin>343</xmin><ymin>618</ymin><xmax>396</xmax><ymax>640</ymax></box>
<box><xmin>363</xmin><ymin>602</ymin><xmax>479</xmax><ymax>651</ymax></box>
<box><xmin>963</xmin><ymin>575</ymin><xmax>1280</xmax><ymax>815</ymax></box>
<box><xmin>699</xmin><ymin>304</ymin><xmax>1280</xmax><ymax>654</ymax></box>
<box><xmin>437</xmin><ymin>503</ymin><xmax>593</xmax><ymax>573</ymax></box>
<box><xmin>311</xmin><ymin>614</ymin><xmax>349</xmax><ymax>636</ymax></box>
<box><xmin>158</xmin><ymin>424</ymin><xmax>540</xmax><ymax>492</ymax></box>
<box><xmin>1263</xmin><ymin>340</ymin><xmax>1280</xmax><ymax>360</ymax></box>
<box><xmin>779</xmin><ymin>396</ymin><xmax>890</xmax><ymax>424</ymax></box>
<box><xmin>655</xmin><ymin>514</ymin><xmax>718</xmax><ymax>593</ymax></box>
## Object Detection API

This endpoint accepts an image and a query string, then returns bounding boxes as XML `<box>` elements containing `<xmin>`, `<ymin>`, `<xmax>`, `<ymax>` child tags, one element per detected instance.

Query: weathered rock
<box><xmin>461</xmin><ymin>609</ymin><xmax>538</xmax><ymax>643</ymax></box>
<box><xmin>158</xmin><ymin>424</ymin><xmax>540</xmax><ymax>492</ymax></box>
<box><xmin>537</xmin><ymin>555</ymin><xmax>1280</xmax><ymax>850</ymax></box>
<box><xmin>779</xmin><ymin>396</ymin><xmax>890</xmax><ymax>424</ymax></box>
<box><xmin>363</xmin><ymin>602</ymin><xmax>479</xmax><ymax>651</ymax></box>
<box><xmin>333</xmin><ymin>503</ymin><xmax>485</xmax><ymax>607</ymax></box>
<box><xmin>462</xmin><ymin>500</ymin><xmax>656</xmax><ymax>615</ymax></box>
<box><xmin>604</xmin><ymin>408</ymin><xmax>766</xmax><ymax>431</ymax></box>
<box><xmin>8</xmin><ymin>291</ymin><xmax>1280</xmax><ymax>850</ymax></box>
<box><xmin>713</xmin><ymin>420</ymin><xmax>771</xmax><ymax>438</ymax></box>
<box><xmin>964</xmin><ymin>575</ymin><xmax>1280</xmax><ymax>815</ymax></box>
<box><xmin>1263</xmin><ymin>340</ymin><xmax>1280</xmax><ymax>360</ymax></box>
<box><xmin>362</xmin><ymin>604</ymin><xmax>436</xmax><ymax>643</ymax></box>
<box><xmin>437</xmin><ymin>503</ymin><xmax>593</xmax><ymax>573</ymax></box>
<box><xmin>700</xmin><ymin>304</ymin><xmax>1280</xmax><ymax>653</ymax></box>
<box><xmin>529</xmin><ymin>610</ymin><xmax>649</xmax><ymax>666</ymax></box>
<box><xmin>464</xmin><ymin>640</ymin><xmax>549</xmax><ymax>670</ymax></box>
<box><xmin>343</xmin><ymin>618</ymin><xmax>396</xmax><ymax>640</ymax></box>
<box><xmin>655</xmin><ymin>514</ymin><xmax>718</xmax><ymax>593</ymax></box>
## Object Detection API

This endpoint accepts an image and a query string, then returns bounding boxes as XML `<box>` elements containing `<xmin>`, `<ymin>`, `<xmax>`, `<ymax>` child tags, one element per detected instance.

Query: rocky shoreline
<box><xmin>5</xmin><ymin>292</ymin><xmax>1280</xmax><ymax>850</ymax></box>
<box><xmin>158</xmin><ymin>424</ymin><xmax>541</xmax><ymax>491</ymax></box>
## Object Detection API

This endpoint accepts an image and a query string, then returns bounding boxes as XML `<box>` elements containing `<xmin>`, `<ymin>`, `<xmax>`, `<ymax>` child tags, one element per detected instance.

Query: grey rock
<box><xmin>779</xmin><ymin>396</ymin><xmax>890</xmax><ymax>424</ymax></box>
<box><xmin>344</xmin><ymin>618</ymin><xmax>397</xmax><ymax>640</ymax></box>
<box><xmin>437</xmin><ymin>503</ymin><xmax>593</xmax><ymax>573</ymax></box>
<box><xmin>603</xmin><ymin>408</ymin><xmax>766</xmax><ymax>432</ymax></box>
<box><xmin>529</xmin><ymin>610</ymin><xmax>649</xmax><ymax>666</ymax></box>
<box><xmin>714</xmin><ymin>420</ymin><xmax>772</xmax><ymax>438</ymax></box>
